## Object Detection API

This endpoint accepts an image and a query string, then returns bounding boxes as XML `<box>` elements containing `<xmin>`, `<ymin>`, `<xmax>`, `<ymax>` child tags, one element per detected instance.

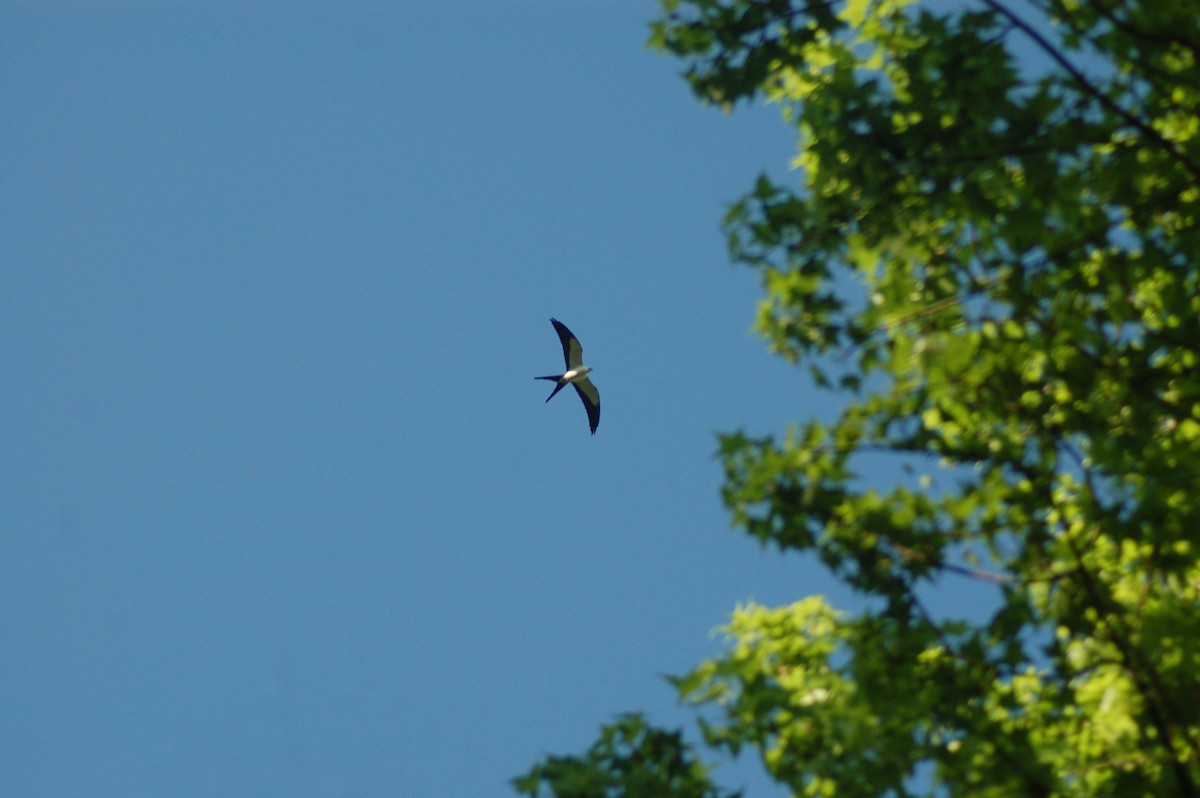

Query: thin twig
<box><xmin>978</xmin><ymin>0</ymin><xmax>1200</xmax><ymax>183</ymax></box>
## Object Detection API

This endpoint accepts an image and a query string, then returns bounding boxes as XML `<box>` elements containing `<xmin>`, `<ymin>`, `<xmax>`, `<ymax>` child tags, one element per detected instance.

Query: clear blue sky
<box><xmin>1</xmin><ymin>3</ymin><xmax>869</xmax><ymax>795</ymax></box>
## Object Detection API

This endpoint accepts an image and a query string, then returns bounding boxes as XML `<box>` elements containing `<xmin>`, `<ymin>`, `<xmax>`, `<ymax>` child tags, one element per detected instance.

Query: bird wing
<box><xmin>550</xmin><ymin>318</ymin><xmax>584</xmax><ymax>369</ymax></box>
<box><xmin>573</xmin><ymin>378</ymin><xmax>600</xmax><ymax>435</ymax></box>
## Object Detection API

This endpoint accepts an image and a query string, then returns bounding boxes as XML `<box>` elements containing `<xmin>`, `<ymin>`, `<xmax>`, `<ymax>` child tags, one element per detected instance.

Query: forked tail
<box><xmin>535</xmin><ymin>375</ymin><xmax>567</xmax><ymax>402</ymax></box>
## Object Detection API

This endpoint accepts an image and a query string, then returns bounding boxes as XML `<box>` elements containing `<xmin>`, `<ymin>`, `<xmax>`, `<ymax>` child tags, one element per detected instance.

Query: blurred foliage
<box><xmin>519</xmin><ymin>1</ymin><xmax>1200</xmax><ymax>796</ymax></box>
<box><xmin>514</xmin><ymin>713</ymin><xmax>740</xmax><ymax>798</ymax></box>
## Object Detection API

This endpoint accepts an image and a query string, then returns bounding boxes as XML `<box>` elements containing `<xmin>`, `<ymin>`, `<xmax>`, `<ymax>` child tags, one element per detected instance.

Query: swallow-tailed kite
<box><xmin>536</xmin><ymin>318</ymin><xmax>600</xmax><ymax>435</ymax></box>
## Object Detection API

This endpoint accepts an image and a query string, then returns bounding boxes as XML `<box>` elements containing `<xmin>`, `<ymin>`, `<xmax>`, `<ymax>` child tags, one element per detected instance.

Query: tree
<box><xmin>516</xmin><ymin>1</ymin><xmax>1200</xmax><ymax>796</ymax></box>
<box><xmin>513</xmin><ymin>714</ymin><xmax>741</xmax><ymax>798</ymax></box>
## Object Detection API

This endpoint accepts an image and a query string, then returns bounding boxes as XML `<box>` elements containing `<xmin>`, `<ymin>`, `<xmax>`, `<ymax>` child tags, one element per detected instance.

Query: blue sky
<box><xmin>0</xmin><ymin>3</ymin><xmax>869</xmax><ymax>796</ymax></box>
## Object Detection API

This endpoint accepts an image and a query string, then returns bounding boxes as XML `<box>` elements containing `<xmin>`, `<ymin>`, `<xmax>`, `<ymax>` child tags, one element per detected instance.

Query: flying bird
<box><xmin>536</xmin><ymin>318</ymin><xmax>600</xmax><ymax>435</ymax></box>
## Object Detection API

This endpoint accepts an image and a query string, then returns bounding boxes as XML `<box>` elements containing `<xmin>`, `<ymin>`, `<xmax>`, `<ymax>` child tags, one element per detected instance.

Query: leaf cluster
<box><xmin>521</xmin><ymin>1</ymin><xmax>1200</xmax><ymax>795</ymax></box>
<box><xmin>513</xmin><ymin>714</ymin><xmax>740</xmax><ymax>798</ymax></box>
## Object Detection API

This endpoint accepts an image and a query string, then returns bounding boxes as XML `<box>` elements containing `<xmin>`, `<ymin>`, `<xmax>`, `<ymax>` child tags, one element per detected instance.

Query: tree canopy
<box><xmin>517</xmin><ymin>1</ymin><xmax>1200</xmax><ymax>796</ymax></box>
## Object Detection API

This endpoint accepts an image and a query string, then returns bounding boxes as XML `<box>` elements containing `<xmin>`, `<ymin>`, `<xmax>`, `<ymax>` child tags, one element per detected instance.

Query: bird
<box><xmin>535</xmin><ymin>318</ymin><xmax>600</xmax><ymax>435</ymax></box>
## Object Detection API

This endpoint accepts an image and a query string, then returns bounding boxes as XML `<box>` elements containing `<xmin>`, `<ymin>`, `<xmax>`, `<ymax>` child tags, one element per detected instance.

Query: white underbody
<box><xmin>562</xmin><ymin>366</ymin><xmax>592</xmax><ymax>383</ymax></box>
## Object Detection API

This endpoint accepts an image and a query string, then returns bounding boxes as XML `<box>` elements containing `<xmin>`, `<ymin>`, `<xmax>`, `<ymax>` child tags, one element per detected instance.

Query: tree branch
<box><xmin>978</xmin><ymin>0</ymin><xmax>1200</xmax><ymax>183</ymax></box>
